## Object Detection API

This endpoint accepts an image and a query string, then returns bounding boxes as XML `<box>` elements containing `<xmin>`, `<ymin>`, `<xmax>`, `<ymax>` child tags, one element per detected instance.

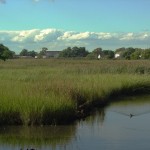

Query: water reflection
<box><xmin>75</xmin><ymin>95</ymin><xmax>150</xmax><ymax>150</ymax></box>
<box><xmin>0</xmin><ymin>95</ymin><xmax>150</xmax><ymax>150</ymax></box>
<box><xmin>0</xmin><ymin>125</ymin><xmax>76</xmax><ymax>150</ymax></box>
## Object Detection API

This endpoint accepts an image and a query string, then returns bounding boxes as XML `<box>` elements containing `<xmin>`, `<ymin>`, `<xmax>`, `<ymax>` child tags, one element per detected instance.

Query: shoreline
<box><xmin>0</xmin><ymin>59</ymin><xmax>150</xmax><ymax>126</ymax></box>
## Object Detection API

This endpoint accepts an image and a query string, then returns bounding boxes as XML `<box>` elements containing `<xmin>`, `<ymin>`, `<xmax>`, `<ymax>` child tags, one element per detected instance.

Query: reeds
<box><xmin>0</xmin><ymin>59</ymin><xmax>150</xmax><ymax>125</ymax></box>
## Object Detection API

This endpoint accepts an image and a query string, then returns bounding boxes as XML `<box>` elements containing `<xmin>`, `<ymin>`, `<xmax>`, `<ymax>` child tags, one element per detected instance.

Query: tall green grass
<box><xmin>0</xmin><ymin>59</ymin><xmax>150</xmax><ymax>125</ymax></box>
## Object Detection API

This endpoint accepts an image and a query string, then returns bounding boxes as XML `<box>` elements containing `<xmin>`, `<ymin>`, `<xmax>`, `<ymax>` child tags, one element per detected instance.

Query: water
<box><xmin>0</xmin><ymin>95</ymin><xmax>150</xmax><ymax>150</ymax></box>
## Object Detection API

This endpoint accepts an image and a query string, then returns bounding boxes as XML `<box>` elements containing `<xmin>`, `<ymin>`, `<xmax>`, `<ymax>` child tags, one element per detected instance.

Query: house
<box><xmin>115</xmin><ymin>53</ymin><xmax>120</xmax><ymax>58</ymax></box>
<box><xmin>45</xmin><ymin>51</ymin><xmax>61</xmax><ymax>58</ymax></box>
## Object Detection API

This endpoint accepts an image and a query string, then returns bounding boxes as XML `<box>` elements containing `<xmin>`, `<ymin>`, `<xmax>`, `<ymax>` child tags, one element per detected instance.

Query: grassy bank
<box><xmin>0</xmin><ymin>59</ymin><xmax>150</xmax><ymax>125</ymax></box>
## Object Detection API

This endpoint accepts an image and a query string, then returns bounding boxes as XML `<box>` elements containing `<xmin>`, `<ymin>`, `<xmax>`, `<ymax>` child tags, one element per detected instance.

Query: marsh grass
<box><xmin>0</xmin><ymin>59</ymin><xmax>150</xmax><ymax>125</ymax></box>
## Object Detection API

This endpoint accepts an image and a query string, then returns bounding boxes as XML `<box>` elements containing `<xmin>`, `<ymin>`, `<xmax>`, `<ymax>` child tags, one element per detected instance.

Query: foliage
<box><xmin>102</xmin><ymin>50</ymin><xmax>114</xmax><ymax>59</ymax></box>
<box><xmin>86</xmin><ymin>53</ymin><xmax>98</xmax><ymax>59</ymax></box>
<box><xmin>59</xmin><ymin>47</ymin><xmax>89</xmax><ymax>58</ymax></box>
<box><xmin>88</xmin><ymin>48</ymin><xmax>114</xmax><ymax>59</ymax></box>
<box><xmin>92</xmin><ymin>48</ymin><xmax>102</xmax><ymax>55</ymax></box>
<box><xmin>38</xmin><ymin>47</ymin><xmax>48</xmax><ymax>58</ymax></box>
<box><xmin>17</xmin><ymin>46</ymin><xmax>149</xmax><ymax>60</ymax></box>
<box><xmin>114</xmin><ymin>47</ymin><xmax>150</xmax><ymax>60</ymax></box>
<box><xmin>122</xmin><ymin>47</ymin><xmax>136</xmax><ymax>59</ymax></box>
<box><xmin>141</xmin><ymin>49</ymin><xmax>150</xmax><ymax>59</ymax></box>
<box><xmin>0</xmin><ymin>44</ymin><xmax>14</xmax><ymax>61</ymax></box>
<box><xmin>20</xmin><ymin>49</ymin><xmax>28</xmax><ymax>56</ymax></box>
<box><xmin>0</xmin><ymin>59</ymin><xmax>150</xmax><ymax>125</ymax></box>
<box><xmin>20</xmin><ymin>49</ymin><xmax>37</xmax><ymax>57</ymax></box>
<box><xmin>130</xmin><ymin>49</ymin><xmax>142</xmax><ymax>60</ymax></box>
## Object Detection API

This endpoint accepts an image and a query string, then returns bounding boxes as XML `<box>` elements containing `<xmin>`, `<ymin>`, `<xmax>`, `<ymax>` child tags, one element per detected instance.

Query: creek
<box><xmin>0</xmin><ymin>95</ymin><xmax>150</xmax><ymax>150</ymax></box>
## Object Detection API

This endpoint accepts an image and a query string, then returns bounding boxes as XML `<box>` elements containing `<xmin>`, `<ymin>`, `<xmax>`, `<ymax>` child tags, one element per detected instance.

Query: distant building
<box><xmin>45</xmin><ymin>51</ymin><xmax>61</xmax><ymax>58</ymax></box>
<box><xmin>115</xmin><ymin>53</ymin><xmax>120</xmax><ymax>58</ymax></box>
<box><xmin>98</xmin><ymin>54</ymin><xmax>101</xmax><ymax>59</ymax></box>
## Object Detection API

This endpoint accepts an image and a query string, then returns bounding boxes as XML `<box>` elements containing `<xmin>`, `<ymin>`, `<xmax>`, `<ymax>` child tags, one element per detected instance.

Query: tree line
<box><xmin>0</xmin><ymin>43</ymin><xmax>150</xmax><ymax>61</ymax></box>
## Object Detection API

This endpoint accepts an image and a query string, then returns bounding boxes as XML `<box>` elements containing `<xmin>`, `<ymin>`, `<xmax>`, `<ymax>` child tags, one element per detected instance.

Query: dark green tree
<box><xmin>59</xmin><ymin>47</ymin><xmax>89</xmax><ymax>58</ymax></box>
<box><xmin>102</xmin><ymin>50</ymin><xmax>114</xmax><ymax>59</ymax></box>
<box><xmin>20</xmin><ymin>49</ymin><xmax>29</xmax><ymax>56</ymax></box>
<box><xmin>38</xmin><ymin>47</ymin><xmax>48</xmax><ymax>58</ymax></box>
<box><xmin>130</xmin><ymin>49</ymin><xmax>142</xmax><ymax>60</ymax></box>
<box><xmin>141</xmin><ymin>49</ymin><xmax>150</xmax><ymax>59</ymax></box>
<box><xmin>115</xmin><ymin>47</ymin><xmax>126</xmax><ymax>59</ymax></box>
<box><xmin>122</xmin><ymin>47</ymin><xmax>136</xmax><ymax>59</ymax></box>
<box><xmin>0</xmin><ymin>44</ymin><xmax>13</xmax><ymax>61</ymax></box>
<box><xmin>85</xmin><ymin>47</ymin><xmax>103</xmax><ymax>59</ymax></box>
<box><xmin>28</xmin><ymin>50</ymin><xmax>37</xmax><ymax>57</ymax></box>
<box><xmin>92</xmin><ymin>48</ymin><xmax>102</xmax><ymax>57</ymax></box>
<box><xmin>86</xmin><ymin>53</ymin><xmax>97</xmax><ymax>59</ymax></box>
<box><xmin>59</xmin><ymin>47</ymin><xmax>72</xmax><ymax>57</ymax></box>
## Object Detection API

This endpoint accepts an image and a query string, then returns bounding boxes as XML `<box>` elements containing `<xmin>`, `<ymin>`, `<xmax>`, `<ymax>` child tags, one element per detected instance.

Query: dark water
<box><xmin>0</xmin><ymin>95</ymin><xmax>150</xmax><ymax>150</ymax></box>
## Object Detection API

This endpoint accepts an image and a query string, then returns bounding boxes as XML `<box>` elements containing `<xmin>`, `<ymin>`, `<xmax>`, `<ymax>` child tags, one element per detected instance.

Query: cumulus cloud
<box><xmin>34</xmin><ymin>29</ymin><xmax>61</xmax><ymax>42</ymax></box>
<box><xmin>58</xmin><ymin>32</ymin><xmax>91</xmax><ymax>40</ymax></box>
<box><xmin>120</xmin><ymin>32</ymin><xmax>149</xmax><ymax>41</ymax></box>
<box><xmin>11</xmin><ymin>29</ymin><xmax>38</xmax><ymax>42</ymax></box>
<box><xmin>0</xmin><ymin>28</ymin><xmax>150</xmax><ymax>53</ymax></box>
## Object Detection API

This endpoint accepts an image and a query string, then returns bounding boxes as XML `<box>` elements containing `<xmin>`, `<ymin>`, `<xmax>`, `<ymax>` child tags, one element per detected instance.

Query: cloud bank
<box><xmin>1</xmin><ymin>28</ymin><xmax>150</xmax><ymax>53</ymax></box>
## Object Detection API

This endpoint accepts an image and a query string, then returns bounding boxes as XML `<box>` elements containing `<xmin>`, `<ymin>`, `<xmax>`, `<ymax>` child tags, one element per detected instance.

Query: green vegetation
<box><xmin>2</xmin><ymin>42</ymin><xmax>150</xmax><ymax>60</ymax></box>
<box><xmin>0</xmin><ymin>44</ymin><xmax>14</xmax><ymax>61</ymax></box>
<box><xmin>59</xmin><ymin>46</ymin><xmax>89</xmax><ymax>58</ymax></box>
<box><xmin>0</xmin><ymin>59</ymin><xmax>150</xmax><ymax>125</ymax></box>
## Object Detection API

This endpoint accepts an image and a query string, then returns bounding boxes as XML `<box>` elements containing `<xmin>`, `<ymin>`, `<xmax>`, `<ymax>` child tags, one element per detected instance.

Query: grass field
<box><xmin>0</xmin><ymin>59</ymin><xmax>150</xmax><ymax>125</ymax></box>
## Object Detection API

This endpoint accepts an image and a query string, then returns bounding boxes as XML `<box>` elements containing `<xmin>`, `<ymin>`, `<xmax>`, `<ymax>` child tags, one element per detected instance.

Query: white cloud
<box><xmin>120</xmin><ymin>32</ymin><xmax>150</xmax><ymax>41</ymax></box>
<box><xmin>58</xmin><ymin>32</ymin><xmax>90</xmax><ymax>40</ymax></box>
<box><xmin>120</xmin><ymin>33</ymin><xmax>134</xmax><ymax>40</ymax></box>
<box><xmin>34</xmin><ymin>29</ymin><xmax>61</xmax><ymax>41</ymax></box>
<box><xmin>97</xmin><ymin>32</ymin><xmax>113</xmax><ymax>40</ymax></box>
<box><xmin>0</xmin><ymin>28</ymin><xmax>150</xmax><ymax>53</ymax></box>
<box><xmin>11</xmin><ymin>29</ymin><xmax>38</xmax><ymax>42</ymax></box>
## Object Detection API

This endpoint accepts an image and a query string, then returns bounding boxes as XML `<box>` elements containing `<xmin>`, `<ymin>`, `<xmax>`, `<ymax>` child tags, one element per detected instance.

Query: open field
<box><xmin>0</xmin><ymin>59</ymin><xmax>150</xmax><ymax>125</ymax></box>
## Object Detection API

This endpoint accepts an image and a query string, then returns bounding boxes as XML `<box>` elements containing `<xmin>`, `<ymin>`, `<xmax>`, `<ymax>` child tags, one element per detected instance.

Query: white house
<box><xmin>115</xmin><ymin>53</ymin><xmax>120</xmax><ymax>58</ymax></box>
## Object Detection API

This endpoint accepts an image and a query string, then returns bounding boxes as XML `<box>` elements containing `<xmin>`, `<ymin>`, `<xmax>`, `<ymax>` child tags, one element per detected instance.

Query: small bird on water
<box><xmin>129</xmin><ymin>113</ymin><xmax>134</xmax><ymax>118</ymax></box>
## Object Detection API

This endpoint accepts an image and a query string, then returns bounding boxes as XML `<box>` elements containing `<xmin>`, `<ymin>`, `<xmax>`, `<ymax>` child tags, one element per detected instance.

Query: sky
<box><xmin>0</xmin><ymin>0</ymin><xmax>150</xmax><ymax>53</ymax></box>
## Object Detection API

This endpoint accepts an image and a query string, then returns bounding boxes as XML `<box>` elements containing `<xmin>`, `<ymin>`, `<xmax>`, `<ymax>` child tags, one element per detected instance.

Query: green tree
<box><xmin>0</xmin><ymin>44</ymin><xmax>13</xmax><ymax>61</ymax></box>
<box><xmin>87</xmin><ymin>47</ymin><xmax>103</xmax><ymax>59</ymax></box>
<box><xmin>59</xmin><ymin>47</ymin><xmax>89</xmax><ymax>58</ymax></box>
<box><xmin>28</xmin><ymin>50</ymin><xmax>37</xmax><ymax>57</ymax></box>
<box><xmin>130</xmin><ymin>49</ymin><xmax>142</xmax><ymax>60</ymax></box>
<box><xmin>20</xmin><ymin>49</ymin><xmax>29</xmax><ymax>56</ymax></box>
<box><xmin>115</xmin><ymin>47</ymin><xmax>126</xmax><ymax>53</ymax></box>
<box><xmin>141</xmin><ymin>49</ymin><xmax>150</xmax><ymax>59</ymax></box>
<box><xmin>115</xmin><ymin>47</ymin><xmax>126</xmax><ymax>59</ymax></box>
<box><xmin>92</xmin><ymin>48</ymin><xmax>102</xmax><ymax>57</ymax></box>
<box><xmin>102</xmin><ymin>50</ymin><xmax>114</xmax><ymax>59</ymax></box>
<box><xmin>72</xmin><ymin>47</ymin><xmax>89</xmax><ymax>57</ymax></box>
<box><xmin>86</xmin><ymin>53</ymin><xmax>97</xmax><ymax>59</ymax></box>
<box><xmin>38</xmin><ymin>47</ymin><xmax>48</xmax><ymax>58</ymax></box>
<box><xmin>122</xmin><ymin>47</ymin><xmax>135</xmax><ymax>59</ymax></box>
<box><xmin>59</xmin><ymin>47</ymin><xmax>72</xmax><ymax>57</ymax></box>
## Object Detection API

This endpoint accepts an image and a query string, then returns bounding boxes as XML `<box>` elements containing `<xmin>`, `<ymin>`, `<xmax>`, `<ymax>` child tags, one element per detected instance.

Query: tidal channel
<box><xmin>0</xmin><ymin>95</ymin><xmax>150</xmax><ymax>150</ymax></box>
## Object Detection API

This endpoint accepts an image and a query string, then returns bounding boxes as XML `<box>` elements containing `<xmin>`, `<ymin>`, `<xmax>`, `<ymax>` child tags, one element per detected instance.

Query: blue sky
<box><xmin>0</xmin><ymin>0</ymin><xmax>150</xmax><ymax>53</ymax></box>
